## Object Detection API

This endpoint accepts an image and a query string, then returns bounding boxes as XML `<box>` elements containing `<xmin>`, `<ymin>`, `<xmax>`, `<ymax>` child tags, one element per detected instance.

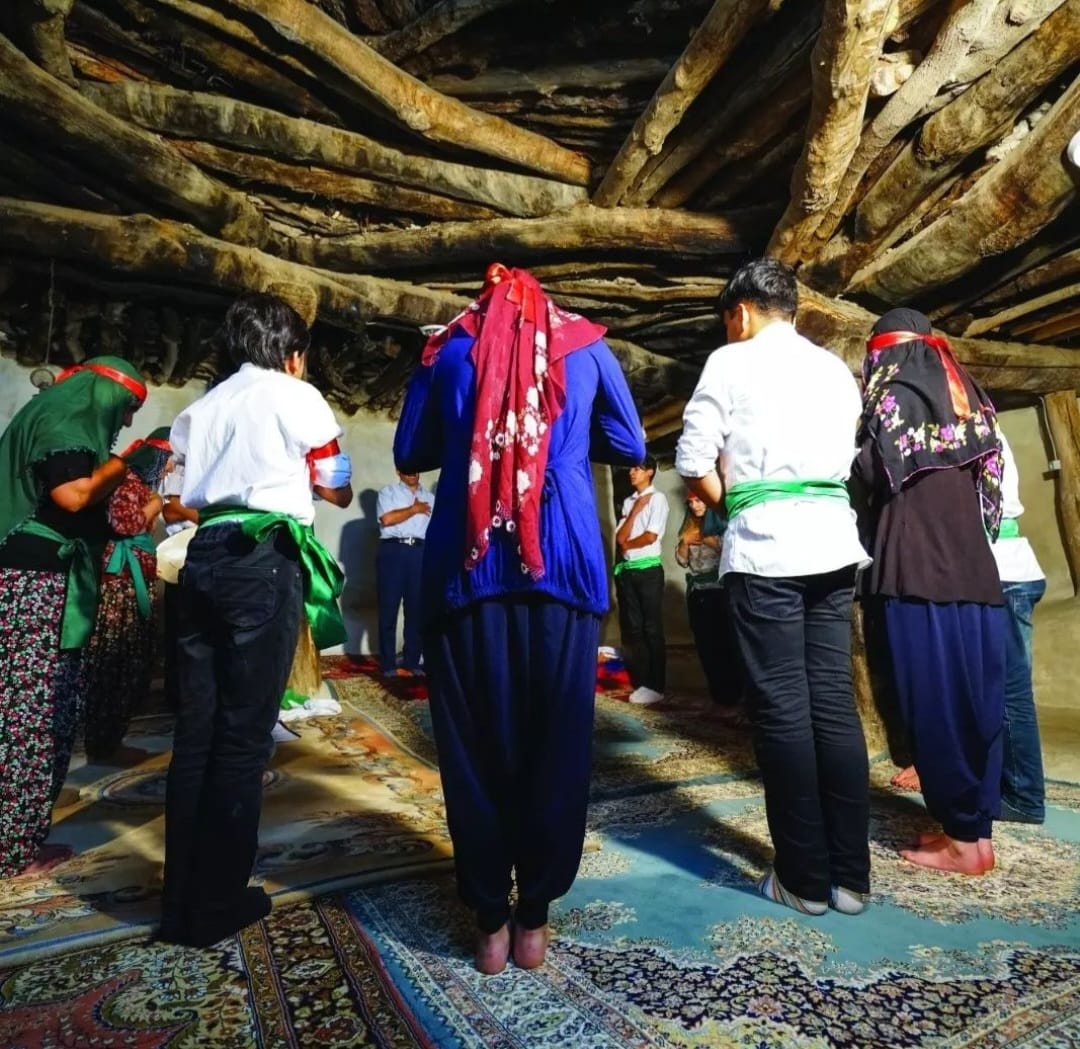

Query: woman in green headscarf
<box><xmin>82</xmin><ymin>428</ymin><xmax>171</xmax><ymax>764</ymax></box>
<box><xmin>0</xmin><ymin>357</ymin><xmax>146</xmax><ymax>877</ymax></box>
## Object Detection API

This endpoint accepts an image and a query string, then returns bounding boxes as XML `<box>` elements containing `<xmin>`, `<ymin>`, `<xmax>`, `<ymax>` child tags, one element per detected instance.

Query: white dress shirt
<box><xmin>617</xmin><ymin>485</ymin><xmax>669</xmax><ymax>562</ymax></box>
<box><xmin>171</xmin><ymin>364</ymin><xmax>342</xmax><ymax>526</ymax></box>
<box><xmin>675</xmin><ymin>321</ymin><xmax>869</xmax><ymax>578</ymax></box>
<box><xmin>377</xmin><ymin>481</ymin><xmax>434</xmax><ymax>540</ymax></box>
<box><xmin>992</xmin><ymin>431</ymin><xmax>1044</xmax><ymax>584</ymax></box>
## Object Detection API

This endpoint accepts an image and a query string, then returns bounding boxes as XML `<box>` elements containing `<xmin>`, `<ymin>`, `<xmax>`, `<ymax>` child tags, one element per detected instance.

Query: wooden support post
<box><xmin>1043</xmin><ymin>390</ymin><xmax>1080</xmax><ymax>595</ymax></box>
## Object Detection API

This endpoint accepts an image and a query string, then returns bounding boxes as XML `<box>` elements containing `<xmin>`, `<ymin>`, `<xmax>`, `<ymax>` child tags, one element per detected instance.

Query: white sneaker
<box><xmin>629</xmin><ymin>686</ymin><xmax>665</xmax><ymax>706</ymax></box>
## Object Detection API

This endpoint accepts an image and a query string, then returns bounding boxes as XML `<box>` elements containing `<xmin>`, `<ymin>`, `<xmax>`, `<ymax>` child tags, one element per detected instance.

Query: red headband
<box><xmin>56</xmin><ymin>362</ymin><xmax>147</xmax><ymax>406</ymax></box>
<box><xmin>118</xmin><ymin>437</ymin><xmax>171</xmax><ymax>458</ymax></box>
<box><xmin>866</xmin><ymin>330</ymin><xmax>951</xmax><ymax>355</ymax></box>
<box><xmin>866</xmin><ymin>329</ymin><xmax>972</xmax><ymax>418</ymax></box>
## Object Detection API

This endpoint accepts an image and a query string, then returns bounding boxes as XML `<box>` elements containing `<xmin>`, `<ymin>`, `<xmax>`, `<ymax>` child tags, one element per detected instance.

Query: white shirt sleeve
<box><xmin>675</xmin><ymin>348</ymin><xmax>731</xmax><ymax>478</ymax></box>
<box><xmin>169</xmin><ymin>411</ymin><xmax>190</xmax><ymax>462</ymax></box>
<box><xmin>284</xmin><ymin>383</ymin><xmax>343</xmax><ymax>454</ymax></box>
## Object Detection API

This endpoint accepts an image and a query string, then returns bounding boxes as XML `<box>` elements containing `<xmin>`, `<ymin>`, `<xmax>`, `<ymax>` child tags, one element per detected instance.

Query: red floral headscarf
<box><xmin>422</xmin><ymin>263</ymin><xmax>606</xmax><ymax>579</ymax></box>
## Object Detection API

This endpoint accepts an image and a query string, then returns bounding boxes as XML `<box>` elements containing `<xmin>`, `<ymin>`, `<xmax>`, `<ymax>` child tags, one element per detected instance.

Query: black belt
<box><xmin>381</xmin><ymin>537</ymin><xmax>424</xmax><ymax>546</ymax></box>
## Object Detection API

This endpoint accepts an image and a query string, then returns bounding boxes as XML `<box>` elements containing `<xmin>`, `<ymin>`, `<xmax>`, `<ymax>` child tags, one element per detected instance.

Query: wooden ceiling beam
<box><xmin>0</xmin><ymin>197</ymin><xmax>468</xmax><ymax>331</ymax></box>
<box><xmin>850</xmin><ymin>72</ymin><xmax>1080</xmax><ymax>301</ymax></box>
<box><xmin>0</xmin><ymin>33</ymin><xmax>281</xmax><ymax>251</ymax></box>
<box><xmin>592</xmin><ymin>0</ymin><xmax>769</xmax><ymax>206</ymax></box>
<box><xmin>367</xmin><ymin>0</ymin><xmax>523</xmax><ymax>64</ymax></box>
<box><xmin>299</xmin><ymin>205</ymin><xmax>764</xmax><ymax>272</ymax></box>
<box><xmin>14</xmin><ymin>0</ymin><xmax>77</xmax><ymax>86</ymax></box>
<box><xmin>805</xmin><ymin>0</ymin><xmax>1080</xmax><ymax>292</ymax></box>
<box><xmin>767</xmin><ymin>0</ymin><xmax>897</xmax><ymax>266</ymax></box>
<box><xmin>215</xmin><ymin>0</ymin><xmax>592</xmax><ymax>184</ymax></box>
<box><xmin>81</xmin><ymin>81</ymin><xmax>586</xmax><ymax>218</ymax></box>
<box><xmin>963</xmin><ymin>281</ymin><xmax>1080</xmax><ymax>338</ymax></box>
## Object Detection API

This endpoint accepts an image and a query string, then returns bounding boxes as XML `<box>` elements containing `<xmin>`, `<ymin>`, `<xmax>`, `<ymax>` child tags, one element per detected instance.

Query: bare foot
<box><xmin>911</xmin><ymin>833</ymin><xmax>995</xmax><ymax>873</ymax></box>
<box><xmin>512</xmin><ymin>924</ymin><xmax>550</xmax><ymax>970</ymax></box>
<box><xmin>474</xmin><ymin>923</ymin><xmax>511</xmax><ymax>976</ymax></box>
<box><xmin>21</xmin><ymin>844</ymin><xmax>74</xmax><ymax>875</ymax></box>
<box><xmin>890</xmin><ymin>766</ymin><xmax>922</xmax><ymax>792</ymax></box>
<box><xmin>900</xmin><ymin>835</ymin><xmax>985</xmax><ymax>875</ymax></box>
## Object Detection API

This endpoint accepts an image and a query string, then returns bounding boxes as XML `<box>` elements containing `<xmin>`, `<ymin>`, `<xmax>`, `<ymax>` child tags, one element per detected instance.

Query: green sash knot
<box><xmin>724</xmin><ymin>479</ymin><xmax>850</xmax><ymax>520</ymax></box>
<box><xmin>18</xmin><ymin>518</ymin><xmax>99</xmax><ymax>650</ymax></box>
<box><xmin>105</xmin><ymin>532</ymin><xmax>157</xmax><ymax>619</ymax></box>
<box><xmin>199</xmin><ymin>505</ymin><xmax>346</xmax><ymax>650</ymax></box>
<box><xmin>998</xmin><ymin>517</ymin><xmax>1020</xmax><ymax>540</ymax></box>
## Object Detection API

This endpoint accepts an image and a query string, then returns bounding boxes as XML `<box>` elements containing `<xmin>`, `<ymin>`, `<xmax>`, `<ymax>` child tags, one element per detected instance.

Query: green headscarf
<box><xmin>0</xmin><ymin>356</ymin><xmax>147</xmax><ymax>548</ymax></box>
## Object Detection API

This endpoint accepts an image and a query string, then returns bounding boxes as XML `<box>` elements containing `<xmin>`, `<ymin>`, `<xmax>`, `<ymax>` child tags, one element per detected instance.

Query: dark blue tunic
<box><xmin>393</xmin><ymin>334</ymin><xmax>646</xmax><ymax>621</ymax></box>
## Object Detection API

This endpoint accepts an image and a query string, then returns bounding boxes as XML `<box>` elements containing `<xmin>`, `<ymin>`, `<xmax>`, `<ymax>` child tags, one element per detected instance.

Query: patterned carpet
<box><xmin>0</xmin><ymin>688</ymin><xmax>452</xmax><ymax>967</ymax></box>
<box><xmin>2</xmin><ymin>666</ymin><xmax>1080</xmax><ymax>1047</ymax></box>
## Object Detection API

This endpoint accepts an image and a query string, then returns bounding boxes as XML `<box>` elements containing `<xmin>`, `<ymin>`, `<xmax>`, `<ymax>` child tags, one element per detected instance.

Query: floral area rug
<box><xmin>4</xmin><ymin>668</ymin><xmax>1080</xmax><ymax>1047</ymax></box>
<box><xmin>0</xmin><ymin>687</ymin><xmax>452</xmax><ymax>968</ymax></box>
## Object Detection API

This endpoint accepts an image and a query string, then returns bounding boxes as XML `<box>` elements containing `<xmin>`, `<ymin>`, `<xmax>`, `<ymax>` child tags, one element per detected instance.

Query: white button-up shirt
<box><xmin>171</xmin><ymin>364</ymin><xmax>342</xmax><ymax>526</ymax></box>
<box><xmin>992</xmin><ymin>431</ymin><xmax>1044</xmax><ymax>583</ymax></box>
<box><xmin>377</xmin><ymin>481</ymin><xmax>434</xmax><ymax>540</ymax></box>
<box><xmin>617</xmin><ymin>484</ymin><xmax>669</xmax><ymax>563</ymax></box>
<box><xmin>675</xmin><ymin>321</ymin><xmax>868</xmax><ymax>578</ymax></box>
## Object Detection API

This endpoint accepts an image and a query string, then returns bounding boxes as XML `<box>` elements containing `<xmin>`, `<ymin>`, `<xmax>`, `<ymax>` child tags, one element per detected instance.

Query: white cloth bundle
<box><xmin>156</xmin><ymin>527</ymin><xmax>196</xmax><ymax>584</ymax></box>
<box><xmin>312</xmin><ymin>451</ymin><xmax>352</xmax><ymax>490</ymax></box>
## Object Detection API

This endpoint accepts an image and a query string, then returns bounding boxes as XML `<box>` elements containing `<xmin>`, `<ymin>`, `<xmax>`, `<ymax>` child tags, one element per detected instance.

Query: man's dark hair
<box><xmin>717</xmin><ymin>257</ymin><xmax>798</xmax><ymax>320</ymax></box>
<box><xmin>639</xmin><ymin>454</ymin><xmax>657</xmax><ymax>476</ymax></box>
<box><xmin>224</xmin><ymin>293</ymin><xmax>311</xmax><ymax>370</ymax></box>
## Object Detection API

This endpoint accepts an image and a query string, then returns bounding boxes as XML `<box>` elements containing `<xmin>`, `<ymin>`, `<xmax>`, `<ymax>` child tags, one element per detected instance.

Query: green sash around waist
<box><xmin>18</xmin><ymin>518</ymin><xmax>99</xmax><ymax>650</ymax></box>
<box><xmin>105</xmin><ymin>532</ymin><xmax>157</xmax><ymax>620</ymax></box>
<box><xmin>724</xmin><ymin>479</ymin><xmax>850</xmax><ymax>520</ymax></box>
<box><xmin>198</xmin><ymin>505</ymin><xmax>346</xmax><ymax>650</ymax></box>
<box><xmin>998</xmin><ymin>517</ymin><xmax>1021</xmax><ymax>540</ymax></box>
<box><xmin>613</xmin><ymin>554</ymin><xmax>663</xmax><ymax>577</ymax></box>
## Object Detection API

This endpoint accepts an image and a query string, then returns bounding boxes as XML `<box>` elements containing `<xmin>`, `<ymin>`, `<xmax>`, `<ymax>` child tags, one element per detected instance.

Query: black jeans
<box><xmin>726</xmin><ymin>566</ymin><xmax>870</xmax><ymax>901</ymax></box>
<box><xmin>687</xmin><ymin>586</ymin><xmax>743</xmax><ymax>705</ymax></box>
<box><xmin>615</xmin><ymin>565</ymin><xmax>666</xmax><ymax>691</ymax></box>
<box><xmin>162</xmin><ymin>524</ymin><xmax>303</xmax><ymax>932</ymax></box>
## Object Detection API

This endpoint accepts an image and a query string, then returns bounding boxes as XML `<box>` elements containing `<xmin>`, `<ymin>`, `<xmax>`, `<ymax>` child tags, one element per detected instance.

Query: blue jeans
<box><xmin>1001</xmin><ymin>579</ymin><xmax>1046</xmax><ymax>822</ymax></box>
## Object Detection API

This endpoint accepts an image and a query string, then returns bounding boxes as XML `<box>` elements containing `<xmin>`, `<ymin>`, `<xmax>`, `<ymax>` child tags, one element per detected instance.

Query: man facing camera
<box><xmin>376</xmin><ymin>468</ymin><xmax>434</xmax><ymax>676</ymax></box>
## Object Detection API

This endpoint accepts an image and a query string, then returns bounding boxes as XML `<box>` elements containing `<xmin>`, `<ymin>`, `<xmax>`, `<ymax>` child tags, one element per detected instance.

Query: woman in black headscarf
<box><xmin>853</xmin><ymin>307</ymin><xmax>1006</xmax><ymax>876</ymax></box>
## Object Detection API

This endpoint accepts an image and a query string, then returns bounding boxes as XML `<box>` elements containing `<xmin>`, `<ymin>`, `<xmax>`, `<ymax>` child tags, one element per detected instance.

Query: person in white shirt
<box><xmin>675</xmin><ymin>258</ymin><xmax>871</xmax><ymax>917</ymax></box>
<box><xmin>159</xmin><ymin>458</ymin><xmax>198</xmax><ymax>712</ymax></box>
<box><xmin>992</xmin><ymin>431</ymin><xmax>1047</xmax><ymax>824</ymax></box>
<box><xmin>376</xmin><ymin>469</ymin><xmax>434</xmax><ymax>676</ymax></box>
<box><xmin>614</xmin><ymin>456</ymin><xmax>670</xmax><ymax>705</ymax></box>
<box><xmin>162</xmin><ymin>294</ymin><xmax>353</xmax><ymax>948</ymax></box>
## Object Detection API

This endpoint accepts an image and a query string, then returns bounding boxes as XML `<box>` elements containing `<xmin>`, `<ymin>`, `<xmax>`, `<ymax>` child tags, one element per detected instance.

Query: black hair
<box><xmin>717</xmin><ymin>257</ymin><xmax>798</xmax><ymax>320</ymax></box>
<box><xmin>637</xmin><ymin>454</ymin><xmax>657</xmax><ymax>476</ymax></box>
<box><xmin>224</xmin><ymin>293</ymin><xmax>311</xmax><ymax>371</ymax></box>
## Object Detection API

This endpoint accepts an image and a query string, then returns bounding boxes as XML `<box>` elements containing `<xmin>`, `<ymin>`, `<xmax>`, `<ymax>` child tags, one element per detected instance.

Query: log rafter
<box><xmin>593</xmin><ymin>0</ymin><xmax>770</xmax><ymax>207</ymax></box>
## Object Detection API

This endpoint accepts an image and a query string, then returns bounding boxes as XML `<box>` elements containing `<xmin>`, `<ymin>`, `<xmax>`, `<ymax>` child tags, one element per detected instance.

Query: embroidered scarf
<box><xmin>421</xmin><ymin>263</ymin><xmax>606</xmax><ymax>578</ymax></box>
<box><xmin>859</xmin><ymin>307</ymin><xmax>1003</xmax><ymax>537</ymax></box>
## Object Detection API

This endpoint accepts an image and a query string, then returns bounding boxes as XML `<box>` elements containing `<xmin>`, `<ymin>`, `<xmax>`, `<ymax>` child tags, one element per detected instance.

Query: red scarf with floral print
<box><xmin>422</xmin><ymin>263</ymin><xmax>606</xmax><ymax>578</ymax></box>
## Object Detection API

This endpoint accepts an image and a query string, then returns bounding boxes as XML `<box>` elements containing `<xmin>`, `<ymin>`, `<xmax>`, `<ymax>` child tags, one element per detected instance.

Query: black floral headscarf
<box><xmin>859</xmin><ymin>307</ymin><xmax>1003</xmax><ymax>538</ymax></box>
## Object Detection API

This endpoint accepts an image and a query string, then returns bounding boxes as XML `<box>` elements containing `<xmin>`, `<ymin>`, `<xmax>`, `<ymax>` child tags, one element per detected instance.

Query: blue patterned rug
<box><xmin>333</xmin><ymin>763</ymin><xmax>1080</xmax><ymax>1047</ymax></box>
<box><xmin>3</xmin><ymin>676</ymin><xmax>1079</xmax><ymax>1046</ymax></box>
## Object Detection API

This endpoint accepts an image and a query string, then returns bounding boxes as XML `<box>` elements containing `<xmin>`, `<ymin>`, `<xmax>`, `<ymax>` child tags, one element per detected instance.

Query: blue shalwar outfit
<box><xmin>394</xmin><ymin>333</ymin><xmax>645</xmax><ymax>932</ymax></box>
<box><xmin>854</xmin><ymin>309</ymin><xmax>1006</xmax><ymax>845</ymax></box>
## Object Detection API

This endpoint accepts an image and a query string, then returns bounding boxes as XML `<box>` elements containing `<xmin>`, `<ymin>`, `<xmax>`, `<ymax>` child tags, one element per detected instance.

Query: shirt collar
<box><xmin>634</xmin><ymin>485</ymin><xmax>656</xmax><ymax>498</ymax></box>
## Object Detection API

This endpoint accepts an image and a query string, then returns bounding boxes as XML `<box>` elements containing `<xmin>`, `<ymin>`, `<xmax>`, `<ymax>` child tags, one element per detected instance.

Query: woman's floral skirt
<box><xmin>0</xmin><ymin>568</ymin><xmax>83</xmax><ymax>877</ymax></box>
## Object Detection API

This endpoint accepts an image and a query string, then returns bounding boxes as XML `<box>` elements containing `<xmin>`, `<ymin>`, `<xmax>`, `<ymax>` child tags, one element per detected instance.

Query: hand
<box><xmin>413</xmin><ymin>498</ymin><xmax>432</xmax><ymax>516</ymax></box>
<box><xmin>630</xmin><ymin>493</ymin><xmax>652</xmax><ymax>515</ymax></box>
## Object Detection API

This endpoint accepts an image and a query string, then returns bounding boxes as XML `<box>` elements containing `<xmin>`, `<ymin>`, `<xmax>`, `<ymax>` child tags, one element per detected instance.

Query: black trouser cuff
<box><xmin>515</xmin><ymin>899</ymin><xmax>549</xmax><ymax>930</ymax></box>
